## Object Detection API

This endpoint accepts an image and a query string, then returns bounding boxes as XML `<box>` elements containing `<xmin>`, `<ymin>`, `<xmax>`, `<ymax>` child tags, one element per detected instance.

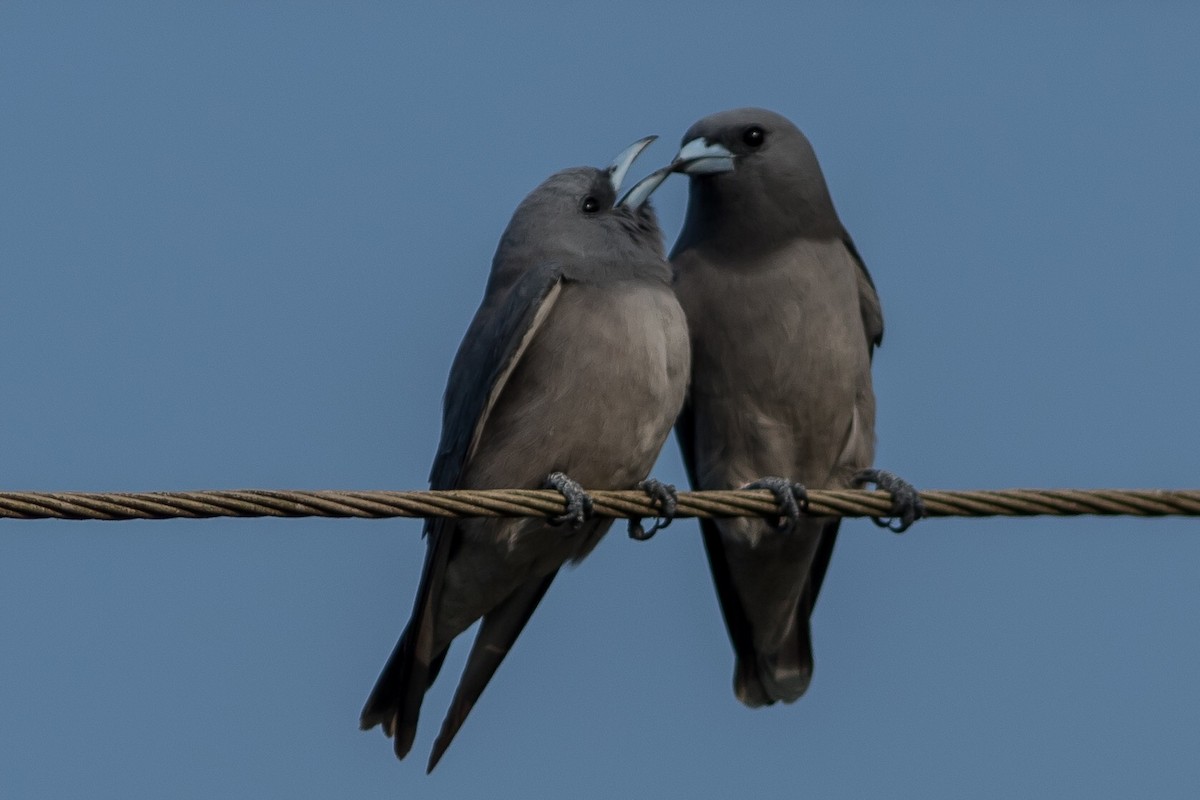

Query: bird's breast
<box><xmin>675</xmin><ymin>238</ymin><xmax>874</xmax><ymax>489</ymax></box>
<box><xmin>466</xmin><ymin>278</ymin><xmax>689</xmax><ymax>492</ymax></box>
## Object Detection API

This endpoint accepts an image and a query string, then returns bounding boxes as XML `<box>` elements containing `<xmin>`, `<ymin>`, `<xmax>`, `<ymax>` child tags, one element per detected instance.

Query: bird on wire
<box><xmin>668</xmin><ymin>107</ymin><xmax>924</xmax><ymax>708</ymax></box>
<box><xmin>360</xmin><ymin>137</ymin><xmax>694</xmax><ymax>771</ymax></box>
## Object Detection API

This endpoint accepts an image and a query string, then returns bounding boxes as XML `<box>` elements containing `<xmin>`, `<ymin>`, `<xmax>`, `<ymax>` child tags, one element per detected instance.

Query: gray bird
<box><xmin>360</xmin><ymin>139</ymin><xmax>691</xmax><ymax>771</ymax></box>
<box><xmin>669</xmin><ymin>108</ymin><xmax>922</xmax><ymax>708</ymax></box>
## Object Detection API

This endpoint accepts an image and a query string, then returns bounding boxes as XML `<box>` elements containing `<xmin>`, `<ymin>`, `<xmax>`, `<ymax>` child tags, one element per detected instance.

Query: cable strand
<box><xmin>2</xmin><ymin>488</ymin><xmax>1199</xmax><ymax>523</ymax></box>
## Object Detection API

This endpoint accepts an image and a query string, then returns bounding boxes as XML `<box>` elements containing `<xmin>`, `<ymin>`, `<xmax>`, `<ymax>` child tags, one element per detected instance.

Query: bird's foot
<box><xmin>853</xmin><ymin>469</ymin><xmax>924</xmax><ymax>533</ymax></box>
<box><xmin>744</xmin><ymin>476</ymin><xmax>809</xmax><ymax>531</ymax></box>
<box><xmin>544</xmin><ymin>471</ymin><xmax>594</xmax><ymax>529</ymax></box>
<box><xmin>628</xmin><ymin>478</ymin><xmax>678</xmax><ymax>541</ymax></box>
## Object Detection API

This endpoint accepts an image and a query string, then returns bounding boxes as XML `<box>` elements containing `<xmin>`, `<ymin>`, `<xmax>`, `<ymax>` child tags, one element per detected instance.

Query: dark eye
<box><xmin>742</xmin><ymin>125</ymin><xmax>765</xmax><ymax>148</ymax></box>
<box><xmin>581</xmin><ymin>196</ymin><xmax>600</xmax><ymax>213</ymax></box>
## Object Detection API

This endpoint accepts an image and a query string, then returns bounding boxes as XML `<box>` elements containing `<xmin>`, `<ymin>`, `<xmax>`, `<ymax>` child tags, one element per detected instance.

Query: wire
<box><xmin>1</xmin><ymin>488</ymin><xmax>1197</xmax><ymax>522</ymax></box>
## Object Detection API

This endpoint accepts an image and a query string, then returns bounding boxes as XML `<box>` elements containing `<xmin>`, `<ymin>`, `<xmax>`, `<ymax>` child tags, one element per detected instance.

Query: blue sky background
<box><xmin>3</xmin><ymin>3</ymin><xmax>1199</xmax><ymax>797</ymax></box>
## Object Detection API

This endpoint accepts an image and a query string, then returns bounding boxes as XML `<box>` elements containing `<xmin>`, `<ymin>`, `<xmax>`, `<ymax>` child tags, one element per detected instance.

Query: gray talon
<box><xmin>745</xmin><ymin>476</ymin><xmax>809</xmax><ymax>530</ymax></box>
<box><xmin>854</xmin><ymin>468</ymin><xmax>924</xmax><ymax>533</ymax></box>
<box><xmin>628</xmin><ymin>478</ymin><xmax>677</xmax><ymax>541</ymax></box>
<box><xmin>545</xmin><ymin>471</ymin><xmax>594</xmax><ymax>529</ymax></box>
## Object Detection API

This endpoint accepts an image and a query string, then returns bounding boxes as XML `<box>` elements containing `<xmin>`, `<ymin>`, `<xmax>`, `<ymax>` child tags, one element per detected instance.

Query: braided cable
<box><xmin>1</xmin><ymin>488</ymin><xmax>1197</xmax><ymax>522</ymax></box>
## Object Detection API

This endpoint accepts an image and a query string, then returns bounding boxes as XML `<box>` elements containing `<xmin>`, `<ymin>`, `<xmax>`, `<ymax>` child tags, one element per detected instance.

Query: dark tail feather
<box><xmin>426</xmin><ymin>572</ymin><xmax>558</xmax><ymax>773</ymax></box>
<box><xmin>734</xmin><ymin>611</ymin><xmax>815</xmax><ymax>706</ymax></box>
<box><xmin>359</xmin><ymin>621</ymin><xmax>431</xmax><ymax>759</ymax></box>
<box><xmin>733</xmin><ymin>520</ymin><xmax>838</xmax><ymax>707</ymax></box>
<box><xmin>360</xmin><ymin>520</ymin><xmax>457</xmax><ymax>760</ymax></box>
<box><xmin>733</xmin><ymin>651</ymin><xmax>771</xmax><ymax>708</ymax></box>
<box><xmin>748</xmin><ymin>518</ymin><xmax>837</xmax><ymax>704</ymax></box>
<box><xmin>359</xmin><ymin>631</ymin><xmax>405</xmax><ymax>732</ymax></box>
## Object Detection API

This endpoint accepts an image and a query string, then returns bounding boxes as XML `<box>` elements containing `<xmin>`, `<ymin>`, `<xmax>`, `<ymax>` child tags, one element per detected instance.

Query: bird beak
<box><xmin>671</xmin><ymin>137</ymin><xmax>736</xmax><ymax>175</ymax></box>
<box><xmin>608</xmin><ymin>136</ymin><xmax>658</xmax><ymax>194</ymax></box>
<box><xmin>617</xmin><ymin>164</ymin><xmax>672</xmax><ymax>209</ymax></box>
<box><xmin>618</xmin><ymin>155</ymin><xmax>725</xmax><ymax>208</ymax></box>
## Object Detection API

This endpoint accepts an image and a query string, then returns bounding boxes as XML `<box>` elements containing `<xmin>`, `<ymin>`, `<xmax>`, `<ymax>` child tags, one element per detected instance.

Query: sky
<box><xmin>3</xmin><ymin>3</ymin><xmax>1199</xmax><ymax>797</ymax></box>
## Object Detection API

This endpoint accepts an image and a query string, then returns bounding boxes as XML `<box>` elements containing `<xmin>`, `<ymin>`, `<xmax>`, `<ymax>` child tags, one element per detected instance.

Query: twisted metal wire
<box><xmin>0</xmin><ymin>488</ymin><xmax>1198</xmax><ymax>522</ymax></box>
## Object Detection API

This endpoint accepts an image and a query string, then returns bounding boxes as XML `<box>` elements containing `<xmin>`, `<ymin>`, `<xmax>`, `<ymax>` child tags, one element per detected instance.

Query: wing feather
<box><xmin>359</xmin><ymin>263</ymin><xmax>566</xmax><ymax>758</ymax></box>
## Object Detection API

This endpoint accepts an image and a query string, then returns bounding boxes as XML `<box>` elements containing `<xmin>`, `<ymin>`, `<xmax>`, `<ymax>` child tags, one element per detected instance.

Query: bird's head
<box><xmin>670</xmin><ymin>107</ymin><xmax>843</xmax><ymax>241</ymax></box>
<box><xmin>493</xmin><ymin>137</ymin><xmax>679</xmax><ymax>273</ymax></box>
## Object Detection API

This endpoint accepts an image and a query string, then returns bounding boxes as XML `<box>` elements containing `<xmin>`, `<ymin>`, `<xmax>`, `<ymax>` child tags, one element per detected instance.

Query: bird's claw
<box><xmin>545</xmin><ymin>471</ymin><xmax>594</xmax><ymax>529</ymax></box>
<box><xmin>628</xmin><ymin>478</ymin><xmax>677</xmax><ymax>541</ymax></box>
<box><xmin>854</xmin><ymin>468</ymin><xmax>924</xmax><ymax>533</ymax></box>
<box><xmin>744</xmin><ymin>476</ymin><xmax>809</xmax><ymax>531</ymax></box>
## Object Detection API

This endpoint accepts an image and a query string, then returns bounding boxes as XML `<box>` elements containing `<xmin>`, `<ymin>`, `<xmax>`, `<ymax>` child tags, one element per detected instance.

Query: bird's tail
<box><xmin>735</xmin><ymin>517</ymin><xmax>838</xmax><ymax>707</ymax></box>
<box><xmin>359</xmin><ymin>619</ymin><xmax>447</xmax><ymax>759</ymax></box>
<box><xmin>360</xmin><ymin>520</ymin><xmax>455</xmax><ymax>760</ymax></box>
<box><xmin>733</xmin><ymin>611</ymin><xmax>815</xmax><ymax>707</ymax></box>
<box><xmin>425</xmin><ymin>572</ymin><xmax>558</xmax><ymax>772</ymax></box>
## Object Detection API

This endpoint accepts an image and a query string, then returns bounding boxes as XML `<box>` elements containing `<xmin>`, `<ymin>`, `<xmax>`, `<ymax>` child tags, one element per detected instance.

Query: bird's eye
<box><xmin>581</xmin><ymin>196</ymin><xmax>600</xmax><ymax>213</ymax></box>
<box><xmin>742</xmin><ymin>125</ymin><xmax>766</xmax><ymax>148</ymax></box>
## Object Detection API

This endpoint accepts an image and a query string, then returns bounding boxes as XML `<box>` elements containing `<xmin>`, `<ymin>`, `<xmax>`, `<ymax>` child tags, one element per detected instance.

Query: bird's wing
<box><xmin>359</xmin><ymin>263</ymin><xmax>567</xmax><ymax>759</ymax></box>
<box><xmin>429</xmin><ymin>262</ymin><xmax>567</xmax><ymax>490</ymax></box>
<box><xmin>674</xmin><ymin>397</ymin><xmax>763</xmax><ymax>686</ymax></box>
<box><xmin>426</xmin><ymin>570</ymin><xmax>559</xmax><ymax>772</ymax></box>
<box><xmin>798</xmin><ymin>233</ymin><xmax>877</xmax><ymax>642</ymax></box>
<box><xmin>840</xmin><ymin>233</ymin><xmax>884</xmax><ymax>356</ymax></box>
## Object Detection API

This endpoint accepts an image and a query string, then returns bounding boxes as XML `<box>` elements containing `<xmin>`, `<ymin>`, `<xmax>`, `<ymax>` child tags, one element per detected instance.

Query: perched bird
<box><xmin>669</xmin><ymin>108</ymin><xmax>922</xmax><ymax>708</ymax></box>
<box><xmin>360</xmin><ymin>139</ymin><xmax>691</xmax><ymax>771</ymax></box>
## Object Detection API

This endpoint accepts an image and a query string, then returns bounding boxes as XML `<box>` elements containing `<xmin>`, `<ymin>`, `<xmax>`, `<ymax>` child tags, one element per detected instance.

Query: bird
<box><xmin>668</xmin><ymin>107</ymin><xmax>922</xmax><ymax>708</ymax></box>
<box><xmin>359</xmin><ymin>138</ymin><xmax>691</xmax><ymax>772</ymax></box>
